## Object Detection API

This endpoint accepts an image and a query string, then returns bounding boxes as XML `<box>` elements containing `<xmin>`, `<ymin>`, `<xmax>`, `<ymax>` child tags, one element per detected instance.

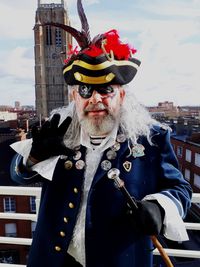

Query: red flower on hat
<box><xmin>84</xmin><ymin>29</ymin><xmax>137</xmax><ymax>60</ymax></box>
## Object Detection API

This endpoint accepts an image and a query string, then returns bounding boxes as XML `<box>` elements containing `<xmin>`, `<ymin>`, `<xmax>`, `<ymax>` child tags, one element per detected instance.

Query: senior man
<box><xmin>10</xmin><ymin>1</ymin><xmax>192</xmax><ymax>267</ymax></box>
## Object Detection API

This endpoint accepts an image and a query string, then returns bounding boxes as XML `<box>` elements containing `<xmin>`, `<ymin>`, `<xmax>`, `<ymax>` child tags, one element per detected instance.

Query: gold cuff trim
<box><xmin>74</xmin><ymin>72</ymin><xmax>115</xmax><ymax>84</ymax></box>
<box><xmin>63</xmin><ymin>59</ymin><xmax>139</xmax><ymax>75</ymax></box>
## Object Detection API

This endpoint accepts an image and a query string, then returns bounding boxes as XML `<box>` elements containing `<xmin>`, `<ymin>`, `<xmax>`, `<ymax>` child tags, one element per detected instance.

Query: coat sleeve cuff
<box><xmin>10</xmin><ymin>154</ymin><xmax>39</xmax><ymax>185</ymax></box>
<box><xmin>143</xmin><ymin>193</ymin><xmax>189</xmax><ymax>241</ymax></box>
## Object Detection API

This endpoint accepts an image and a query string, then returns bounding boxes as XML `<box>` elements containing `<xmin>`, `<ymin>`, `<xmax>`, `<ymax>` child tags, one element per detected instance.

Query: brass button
<box><xmin>74</xmin><ymin>72</ymin><xmax>82</xmax><ymax>81</ymax></box>
<box><xmin>55</xmin><ymin>246</ymin><xmax>61</xmax><ymax>252</ymax></box>
<box><xmin>60</xmin><ymin>231</ymin><xmax>66</xmax><ymax>237</ymax></box>
<box><xmin>63</xmin><ymin>217</ymin><xmax>69</xmax><ymax>223</ymax></box>
<box><xmin>64</xmin><ymin>160</ymin><xmax>73</xmax><ymax>170</ymax></box>
<box><xmin>74</xmin><ymin>187</ymin><xmax>78</xmax><ymax>194</ymax></box>
<box><xmin>69</xmin><ymin>202</ymin><xmax>74</xmax><ymax>209</ymax></box>
<box><xmin>105</xmin><ymin>73</ymin><xmax>115</xmax><ymax>82</ymax></box>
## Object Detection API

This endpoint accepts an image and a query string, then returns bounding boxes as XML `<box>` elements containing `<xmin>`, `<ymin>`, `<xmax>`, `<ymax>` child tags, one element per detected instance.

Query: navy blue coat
<box><xmin>10</xmin><ymin>126</ymin><xmax>192</xmax><ymax>267</ymax></box>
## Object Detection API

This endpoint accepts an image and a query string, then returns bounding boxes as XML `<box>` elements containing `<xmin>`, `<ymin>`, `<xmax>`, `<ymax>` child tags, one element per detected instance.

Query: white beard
<box><xmin>80</xmin><ymin>113</ymin><xmax>116</xmax><ymax>136</ymax></box>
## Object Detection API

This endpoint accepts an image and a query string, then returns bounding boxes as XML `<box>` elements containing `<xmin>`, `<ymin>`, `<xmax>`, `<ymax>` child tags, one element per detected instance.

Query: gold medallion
<box><xmin>64</xmin><ymin>160</ymin><xmax>73</xmax><ymax>170</ymax></box>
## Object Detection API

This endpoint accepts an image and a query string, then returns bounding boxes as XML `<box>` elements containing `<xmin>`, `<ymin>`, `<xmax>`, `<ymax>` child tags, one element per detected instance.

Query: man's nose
<box><xmin>89</xmin><ymin>90</ymin><xmax>102</xmax><ymax>104</ymax></box>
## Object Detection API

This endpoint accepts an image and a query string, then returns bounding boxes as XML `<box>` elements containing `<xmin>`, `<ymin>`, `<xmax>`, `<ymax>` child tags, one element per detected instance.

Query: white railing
<box><xmin>0</xmin><ymin>186</ymin><xmax>200</xmax><ymax>266</ymax></box>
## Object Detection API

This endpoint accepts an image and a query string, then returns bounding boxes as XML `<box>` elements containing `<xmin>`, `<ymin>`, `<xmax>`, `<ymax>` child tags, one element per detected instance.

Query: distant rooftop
<box><xmin>171</xmin><ymin>133</ymin><xmax>200</xmax><ymax>147</ymax></box>
<box><xmin>171</xmin><ymin>134</ymin><xmax>188</xmax><ymax>142</ymax></box>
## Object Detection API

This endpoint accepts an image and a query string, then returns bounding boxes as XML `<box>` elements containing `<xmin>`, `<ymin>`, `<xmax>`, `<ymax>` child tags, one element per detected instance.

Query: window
<box><xmin>46</xmin><ymin>26</ymin><xmax>52</xmax><ymax>45</ymax></box>
<box><xmin>31</xmin><ymin>222</ymin><xmax>37</xmax><ymax>237</ymax></box>
<box><xmin>30</xmin><ymin>196</ymin><xmax>36</xmax><ymax>212</ymax></box>
<box><xmin>185</xmin><ymin>149</ymin><xmax>192</xmax><ymax>162</ymax></box>
<box><xmin>184</xmin><ymin>169</ymin><xmax>190</xmax><ymax>181</ymax></box>
<box><xmin>195</xmin><ymin>153</ymin><xmax>200</xmax><ymax>167</ymax></box>
<box><xmin>177</xmin><ymin>146</ymin><xmax>183</xmax><ymax>158</ymax></box>
<box><xmin>3</xmin><ymin>197</ymin><xmax>16</xmax><ymax>213</ymax></box>
<box><xmin>194</xmin><ymin>174</ymin><xmax>200</xmax><ymax>189</ymax></box>
<box><xmin>5</xmin><ymin>223</ymin><xmax>17</xmax><ymax>237</ymax></box>
<box><xmin>55</xmin><ymin>28</ymin><xmax>62</xmax><ymax>47</ymax></box>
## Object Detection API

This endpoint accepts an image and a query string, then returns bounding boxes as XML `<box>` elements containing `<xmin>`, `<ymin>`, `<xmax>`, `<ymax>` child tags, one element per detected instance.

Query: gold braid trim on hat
<box><xmin>63</xmin><ymin>59</ymin><xmax>139</xmax><ymax>74</ymax></box>
<box><xmin>74</xmin><ymin>72</ymin><xmax>115</xmax><ymax>84</ymax></box>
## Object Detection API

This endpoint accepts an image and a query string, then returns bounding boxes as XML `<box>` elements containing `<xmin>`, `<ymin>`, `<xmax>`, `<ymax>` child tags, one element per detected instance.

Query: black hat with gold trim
<box><xmin>43</xmin><ymin>0</ymin><xmax>141</xmax><ymax>86</ymax></box>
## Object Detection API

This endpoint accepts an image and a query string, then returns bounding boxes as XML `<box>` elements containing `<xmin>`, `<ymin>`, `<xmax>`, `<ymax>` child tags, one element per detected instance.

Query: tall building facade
<box><xmin>34</xmin><ymin>0</ymin><xmax>72</xmax><ymax>118</ymax></box>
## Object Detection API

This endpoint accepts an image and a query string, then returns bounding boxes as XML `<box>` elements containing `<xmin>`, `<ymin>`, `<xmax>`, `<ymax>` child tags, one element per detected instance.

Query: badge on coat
<box><xmin>132</xmin><ymin>144</ymin><xmax>145</xmax><ymax>158</ymax></box>
<box><xmin>123</xmin><ymin>161</ymin><xmax>132</xmax><ymax>172</ymax></box>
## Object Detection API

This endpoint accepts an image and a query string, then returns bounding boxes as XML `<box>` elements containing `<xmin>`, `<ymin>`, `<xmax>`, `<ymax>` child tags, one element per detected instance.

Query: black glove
<box><xmin>30</xmin><ymin>114</ymin><xmax>74</xmax><ymax>161</ymax></box>
<box><xmin>128</xmin><ymin>200</ymin><xmax>165</xmax><ymax>236</ymax></box>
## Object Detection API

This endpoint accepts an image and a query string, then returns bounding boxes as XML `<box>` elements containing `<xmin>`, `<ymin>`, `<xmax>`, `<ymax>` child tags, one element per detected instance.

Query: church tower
<box><xmin>34</xmin><ymin>0</ymin><xmax>72</xmax><ymax>118</ymax></box>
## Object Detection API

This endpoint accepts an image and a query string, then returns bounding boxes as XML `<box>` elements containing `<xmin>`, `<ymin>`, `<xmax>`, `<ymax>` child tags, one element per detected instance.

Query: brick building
<box><xmin>0</xmin><ymin>195</ymin><xmax>36</xmax><ymax>264</ymax></box>
<box><xmin>171</xmin><ymin>133</ymin><xmax>200</xmax><ymax>218</ymax></box>
<box><xmin>0</xmin><ymin>121</ymin><xmax>37</xmax><ymax>264</ymax></box>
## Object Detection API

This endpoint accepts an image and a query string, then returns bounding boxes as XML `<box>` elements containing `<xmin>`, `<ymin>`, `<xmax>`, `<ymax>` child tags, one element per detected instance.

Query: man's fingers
<box><xmin>50</xmin><ymin>114</ymin><xmax>61</xmax><ymax>129</ymax></box>
<box><xmin>40</xmin><ymin>120</ymin><xmax>50</xmax><ymax>135</ymax></box>
<box><xmin>58</xmin><ymin>116</ymin><xmax>72</xmax><ymax>135</ymax></box>
<box><xmin>31</xmin><ymin>126</ymin><xmax>39</xmax><ymax>138</ymax></box>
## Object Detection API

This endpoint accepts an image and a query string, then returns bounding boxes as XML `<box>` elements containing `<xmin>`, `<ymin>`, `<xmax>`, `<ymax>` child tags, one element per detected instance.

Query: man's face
<box><xmin>72</xmin><ymin>84</ymin><xmax>125</xmax><ymax>135</ymax></box>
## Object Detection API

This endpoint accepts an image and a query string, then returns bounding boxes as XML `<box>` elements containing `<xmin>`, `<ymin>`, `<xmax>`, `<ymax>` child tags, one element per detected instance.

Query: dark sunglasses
<box><xmin>78</xmin><ymin>85</ymin><xmax>115</xmax><ymax>99</ymax></box>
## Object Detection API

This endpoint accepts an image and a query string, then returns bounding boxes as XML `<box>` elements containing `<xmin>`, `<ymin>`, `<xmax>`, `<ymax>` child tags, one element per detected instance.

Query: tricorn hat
<box><xmin>42</xmin><ymin>0</ymin><xmax>141</xmax><ymax>85</ymax></box>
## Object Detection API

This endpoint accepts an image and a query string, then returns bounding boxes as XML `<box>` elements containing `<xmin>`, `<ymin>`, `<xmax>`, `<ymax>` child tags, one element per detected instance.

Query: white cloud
<box><xmin>0</xmin><ymin>2</ymin><xmax>36</xmax><ymax>40</ymax></box>
<box><xmin>0</xmin><ymin>47</ymin><xmax>34</xmax><ymax>81</ymax></box>
<box><xmin>0</xmin><ymin>0</ymin><xmax>199</xmax><ymax>107</ymax></box>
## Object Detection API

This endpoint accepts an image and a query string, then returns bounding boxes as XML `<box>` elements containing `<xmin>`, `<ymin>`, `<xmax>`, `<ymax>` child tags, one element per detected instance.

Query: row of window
<box><xmin>3</xmin><ymin>197</ymin><xmax>36</xmax><ymax>213</ymax></box>
<box><xmin>4</xmin><ymin>222</ymin><xmax>36</xmax><ymax>237</ymax></box>
<box><xmin>177</xmin><ymin>147</ymin><xmax>200</xmax><ymax>165</ymax></box>
<box><xmin>184</xmin><ymin>169</ymin><xmax>200</xmax><ymax>188</ymax></box>
<box><xmin>46</xmin><ymin>27</ymin><xmax>62</xmax><ymax>47</ymax></box>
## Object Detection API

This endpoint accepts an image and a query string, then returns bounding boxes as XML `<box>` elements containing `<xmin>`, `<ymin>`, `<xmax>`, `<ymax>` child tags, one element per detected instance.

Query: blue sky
<box><xmin>0</xmin><ymin>0</ymin><xmax>200</xmax><ymax>107</ymax></box>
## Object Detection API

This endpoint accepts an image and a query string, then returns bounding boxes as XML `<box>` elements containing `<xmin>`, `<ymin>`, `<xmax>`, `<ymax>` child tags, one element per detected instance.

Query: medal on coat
<box><xmin>106</xmin><ymin>150</ymin><xmax>117</xmax><ymax>160</ymax></box>
<box><xmin>73</xmin><ymin>151</ymin><xmax>82</xmax><ymax>160</ymax></box>
<box><xmin>75</xmin><ymin>160</ymin><xmax>85</xmax><ymax>170</ymax></box>
<box><xmin>132</xmin><ymin>144</ymin><xmax>145</xmax><ymax>158</ymax></box>
<box><xmin>64</xmin><ymin>160</ymin><xmax>73</xmax><ymax>170</ymax></box>
<box><xmin>111</xmin><ymin>142</ymin><xmax>121</xmax><ymax>151</ymax></box>
<box><xmin>123</xmin><ymin>161</ymin><xmax>132</xmax><ymax>172</ymax></box>
<box><xmin>116</xmin><ymin>134</ymin><xmax>126</xmax><ymax>143</ymax></box>
<box><xmin>101</xmin><ymin>160</ymin><xmax>112</xmax><ymax>171</ymax></box>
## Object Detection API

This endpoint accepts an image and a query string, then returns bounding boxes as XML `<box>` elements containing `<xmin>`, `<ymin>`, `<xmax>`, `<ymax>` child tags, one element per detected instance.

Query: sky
<box><xmin>0</xmin><ymin>0</ymin><xmax>200</xmax><ymax>107</ymax></box>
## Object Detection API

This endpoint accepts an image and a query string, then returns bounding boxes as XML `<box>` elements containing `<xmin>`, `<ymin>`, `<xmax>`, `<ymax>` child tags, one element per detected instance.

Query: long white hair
<box><xmin>51</xmin><ymin>85</ymin><xmax>160</xmax><ymax>149</ymax></box>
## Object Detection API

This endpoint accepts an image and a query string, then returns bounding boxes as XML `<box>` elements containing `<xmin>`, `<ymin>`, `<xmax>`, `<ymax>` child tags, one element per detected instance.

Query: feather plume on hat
<box><xmin>40</xmin><ymin>0</ymin><xmax>141</xmax><ymax>85</ymax></box>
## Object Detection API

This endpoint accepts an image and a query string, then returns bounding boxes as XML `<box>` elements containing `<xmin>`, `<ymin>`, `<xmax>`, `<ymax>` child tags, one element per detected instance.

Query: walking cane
<box><xmin>107</xmin><ymin>168</ymin><xmax>174</xmax><ymax>267</ymax></box>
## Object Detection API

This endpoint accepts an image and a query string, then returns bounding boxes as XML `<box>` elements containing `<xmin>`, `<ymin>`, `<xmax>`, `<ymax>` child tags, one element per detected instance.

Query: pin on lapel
<box><xmin>123</xmin><ymin>161</ymin><xmax>132</xmax><ymax>172</ymax></box>
<box><xmin>132</xmin><ymin>144</ymin><xmax>145</xmax><ymax>158</ymax></box>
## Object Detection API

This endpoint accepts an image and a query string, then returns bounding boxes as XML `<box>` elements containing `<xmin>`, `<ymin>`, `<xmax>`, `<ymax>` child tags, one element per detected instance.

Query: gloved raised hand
<box><xmin>30</xmin><ymin>114</ymin><xmax>74</xmax><ymax>162</ymax></box>
<box><xmin>128</xmin><ymin>200</ymin><xmax>165</xmax><ymax>236</ymax></box>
